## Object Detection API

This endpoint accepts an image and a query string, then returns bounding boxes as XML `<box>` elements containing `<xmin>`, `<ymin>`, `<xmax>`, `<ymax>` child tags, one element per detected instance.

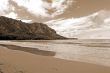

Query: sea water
<box><xmin>0</xmin><ymin>39</ymin><xmax>110</xmax><ymax>67</ymax></box>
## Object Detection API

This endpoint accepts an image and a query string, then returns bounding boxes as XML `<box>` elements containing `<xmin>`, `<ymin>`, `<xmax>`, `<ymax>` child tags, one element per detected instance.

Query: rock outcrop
<box><xmin>0</xmin><ymin>16</ymin><xmax>65</xmax><ymax>40</ymax></box>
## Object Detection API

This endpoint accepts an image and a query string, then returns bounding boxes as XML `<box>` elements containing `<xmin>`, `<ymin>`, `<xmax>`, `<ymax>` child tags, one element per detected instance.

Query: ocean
<box><xmin>0</xmin><ymin>39</ymin><xmax>110</xmax><ymax>67</ymax></box>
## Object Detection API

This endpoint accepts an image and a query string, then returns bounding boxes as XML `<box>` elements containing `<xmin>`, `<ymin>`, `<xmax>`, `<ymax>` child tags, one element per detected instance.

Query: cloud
<box><xmin>0</xmin><ymin>0</ymin><xmax>75</xmax><ymax>22</ymax></box>
<box><xmin>51</xmin><ymin>0</ymin><xmax>74</xmax><ymax>17</ymax></box>
<box><xmin>5</xmin><ymin>12</ymin><xmax>17</xmax><ymax>19</ymax></box>
<box><xmin>0</xmin><ymin>0</ymin><xmax>9</xmax><ymax>14</ymax></box>
<box><xmin>12</xmin><ymin>0</ymin><xmax>50</xmax><ymax>17</ymax></box>
<box><xmin>12</xmin><ymin>0</ymin><xmax>74</xmax><ymax>17</ymax></box>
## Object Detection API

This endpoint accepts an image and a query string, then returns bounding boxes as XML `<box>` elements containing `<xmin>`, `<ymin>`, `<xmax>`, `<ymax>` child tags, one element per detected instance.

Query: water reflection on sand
<box><xmin>0</xmin><ymin>39</ymin><xmax>110</xmax><ymax>67</ymax></box>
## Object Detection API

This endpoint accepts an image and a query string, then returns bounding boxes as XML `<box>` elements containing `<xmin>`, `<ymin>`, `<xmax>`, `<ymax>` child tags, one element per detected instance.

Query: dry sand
<box><xmin>0</xmin><ymin>45</ymin><xmax>110</xmax><ymax>73</ymax></box>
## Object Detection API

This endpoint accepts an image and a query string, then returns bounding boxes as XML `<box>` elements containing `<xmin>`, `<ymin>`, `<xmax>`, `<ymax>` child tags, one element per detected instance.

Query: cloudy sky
<box><xmin>0</xmin><ymin>0</ymin><xmax>110</xmax><ymax>22</ymax></box>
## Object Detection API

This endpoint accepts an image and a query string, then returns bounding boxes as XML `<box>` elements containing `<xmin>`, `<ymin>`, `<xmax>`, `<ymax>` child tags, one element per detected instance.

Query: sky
<box><xmin>59</xmin><ymin>0</ymin><xmax>110</xmax><ymax>18</ymax></box>
<box><xmin>0</xmin><ymin>0</ymin><xmax>110</xmax><ymax>22</ymax></box>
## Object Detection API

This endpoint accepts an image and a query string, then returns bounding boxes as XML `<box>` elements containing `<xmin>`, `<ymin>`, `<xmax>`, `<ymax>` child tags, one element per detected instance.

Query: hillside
<box><xmin>0</xmin><ymin>16</ymin><xmax>65</xmax><ymax>40</ymax></box>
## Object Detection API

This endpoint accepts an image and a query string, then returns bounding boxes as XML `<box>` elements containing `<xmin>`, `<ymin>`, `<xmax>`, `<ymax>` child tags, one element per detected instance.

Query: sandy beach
<box><xmin>0</xmin><ymin>43</ymin><xmax>110</xmax><ymax>73</ymax></box>
<box><xmin>0</xmin><ymin>0</ymin><xmax>110</xmax><ymax>72</ymax></box>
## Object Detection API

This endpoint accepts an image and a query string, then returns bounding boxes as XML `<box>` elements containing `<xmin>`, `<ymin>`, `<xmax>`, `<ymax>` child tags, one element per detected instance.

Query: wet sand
<box><xmin>1</xmin><ymin>40</ymin><xmax>110</xmax><ymax>67</ymax></box>
<box><xmin>0</xmin><ymin>45</ymin><xmax>110</xmax><ymax>73</ymax></box>
<box><xmin>0</xmin><ymin>44</ymin><xmax>55</xmax><ymax>56</ymax></box>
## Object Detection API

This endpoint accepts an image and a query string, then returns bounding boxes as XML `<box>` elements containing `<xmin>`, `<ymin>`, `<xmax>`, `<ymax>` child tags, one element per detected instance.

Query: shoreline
<box><xmin>0</xmin><ymin>45</ymin><xmax>110</xmax><ymax>73</ymax></box>
<box><xmin>0</xmin><ymin>44</ymin><xmax>56</xmax><ymax>56</ymax></box>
